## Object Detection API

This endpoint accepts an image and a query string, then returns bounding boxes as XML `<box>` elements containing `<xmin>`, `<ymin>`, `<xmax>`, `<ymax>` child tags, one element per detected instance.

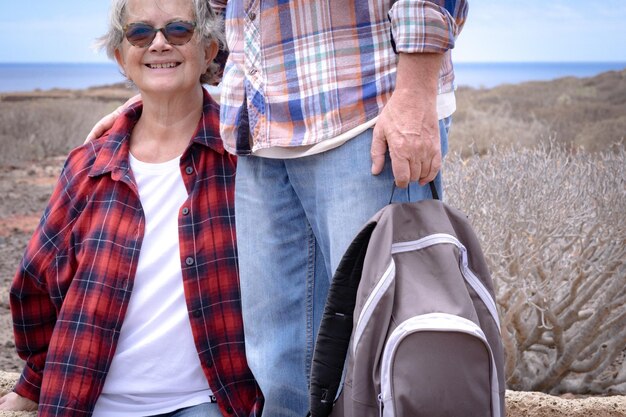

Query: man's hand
<box><xmin>0</xmin><ymin>392</ymin><xmax>38</xmax><ymax>411</ymax></box>
<box><xmin>371</xmin><ymin>53</ymin><xmax>443</xmax><ymax>188</ymax></box>
<box><xmin>84</xmin><ymin>94</ymin><xmax>141</xmax><ymax>143</ymax></box>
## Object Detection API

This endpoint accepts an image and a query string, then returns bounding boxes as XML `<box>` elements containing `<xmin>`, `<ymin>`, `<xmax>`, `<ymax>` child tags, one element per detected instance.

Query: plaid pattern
<box><xmin>209</xmin><ymin>0</ymin><xmax>468</xmax><ymax>154</ymax></box>
<box><xmin>10</xmin><ymin>89</ymin><xmax>263</xmax><ymax>417</ymax></box>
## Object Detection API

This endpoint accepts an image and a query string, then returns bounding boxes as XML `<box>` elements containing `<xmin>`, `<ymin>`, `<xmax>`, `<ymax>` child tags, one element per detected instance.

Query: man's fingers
<box><xmin>85</xmin><ymin>95</ymin><xmax>141</xmax><ymax>143</ymax></box>
<box><xmin>370</xmin><ymin>127</ymin><xmax>388</xmax><ymax>176</ymax></box>
<box><xmin>419</xmin><ymin>153</ymin><xmax>441</xmax><ymax>185</ymax></box>
<box><xmin>391</xmin><ymin>157</ymin><xmax>412</xmax><ymax>188</ymax></box>
<box><xmin>418</xmin><ymin>156</ymin><xmax>432</xmax><ymax>185</ymax></box>
<box><xmin>85</xmin><ymin>112</ymin><xmax>117</xmax><ymax>143</ymax></box>
<box><xmin>409</xmin><ymin>158</ymin><xmax>421</xmax><ymax>183</ymax></box>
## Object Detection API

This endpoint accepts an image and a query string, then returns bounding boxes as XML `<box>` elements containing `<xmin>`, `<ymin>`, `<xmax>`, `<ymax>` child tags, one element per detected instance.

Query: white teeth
<box><xmin>148</xmin><ymin>63</ymin><xmax>177</xmax><ymax>69</ymax></box>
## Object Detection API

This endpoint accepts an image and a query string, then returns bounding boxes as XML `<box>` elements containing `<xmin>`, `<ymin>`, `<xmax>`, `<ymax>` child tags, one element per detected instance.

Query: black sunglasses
<box><xmin>123</xmin><ymin>20</ymin><xmax>196</xmax><ymax>48</ymax></box>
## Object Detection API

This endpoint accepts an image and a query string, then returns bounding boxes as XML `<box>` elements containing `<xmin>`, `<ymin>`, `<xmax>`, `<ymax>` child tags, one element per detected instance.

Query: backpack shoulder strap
<box><xmin>308</xmin><ymin>221</ymin><xmax>377</xmax><ymax>417</ymax></box>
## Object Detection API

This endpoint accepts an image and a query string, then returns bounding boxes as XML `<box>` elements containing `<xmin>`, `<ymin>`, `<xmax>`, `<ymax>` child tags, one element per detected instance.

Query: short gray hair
<box><xmin>96</xmin><ymin>0</ymin><xmax>225</xmax><ymax>85</ymax></box>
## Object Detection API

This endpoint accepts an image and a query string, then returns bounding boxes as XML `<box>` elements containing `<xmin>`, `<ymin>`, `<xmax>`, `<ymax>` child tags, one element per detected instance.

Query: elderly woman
<box><xmin>0</xmin><ymin>1</ymin><xmax>262</xmax><ymax>416</ymax></box>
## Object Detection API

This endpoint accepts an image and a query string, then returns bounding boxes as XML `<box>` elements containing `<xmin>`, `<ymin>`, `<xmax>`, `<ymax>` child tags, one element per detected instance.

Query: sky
<box><xmin>0</xmin><ymin>0</ymin><xmax>625</xmax><ymax>63</ymax></box>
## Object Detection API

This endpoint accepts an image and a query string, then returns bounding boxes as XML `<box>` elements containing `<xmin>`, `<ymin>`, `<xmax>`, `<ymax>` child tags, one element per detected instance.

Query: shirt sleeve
<box><xmin>388</xmin><ymin>0</ymin><xmax>469</xmax><ymax>54</ymax></box>
<box><xmin>10</xmin><ymin>155</ymin><xmax>84</xmax><ymax>402</ymax></box>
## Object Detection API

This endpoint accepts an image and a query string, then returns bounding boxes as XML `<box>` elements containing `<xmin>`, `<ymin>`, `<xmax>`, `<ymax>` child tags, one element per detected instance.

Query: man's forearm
<box><xmin>370</xmin><ymin>52</ymin><xmax>444</xmax><ymax>187</ymax></box>
<box><xmin>395</xmin><ymin>52</ymin><xmax>443</xmax><ymax>96</ymax></box>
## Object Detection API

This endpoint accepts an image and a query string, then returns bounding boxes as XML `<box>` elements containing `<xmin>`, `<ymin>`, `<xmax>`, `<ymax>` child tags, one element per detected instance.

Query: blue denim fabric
<box><xmin>234</xmin><ymin>119</ymin><xmax>450</xmax><ymax>416</ymax></box>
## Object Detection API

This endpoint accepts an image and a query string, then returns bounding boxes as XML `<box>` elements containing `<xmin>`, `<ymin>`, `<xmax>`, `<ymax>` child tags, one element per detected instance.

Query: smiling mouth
<box><xmin>146</xmin><ymin>62</ymin><xmax>181</xmax><ymax>69</ymax></box>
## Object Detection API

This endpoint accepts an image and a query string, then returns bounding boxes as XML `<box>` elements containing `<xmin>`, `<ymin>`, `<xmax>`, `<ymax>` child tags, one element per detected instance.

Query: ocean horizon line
<box><xmin>1</xmin><ymin>61</ymin><xmax>625</xmax><ymax>93</ymax></box>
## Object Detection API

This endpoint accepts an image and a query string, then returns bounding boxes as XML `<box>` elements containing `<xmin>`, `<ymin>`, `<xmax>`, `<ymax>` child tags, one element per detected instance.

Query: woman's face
<box><xmin>114</xmin><ymin>0</ymin><xmax>217</xmax><ymax>97</ymax></box>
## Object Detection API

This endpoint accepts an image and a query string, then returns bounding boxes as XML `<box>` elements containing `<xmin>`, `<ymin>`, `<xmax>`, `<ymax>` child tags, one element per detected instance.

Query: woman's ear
<box><xmin>114</xmin><ymin>48</ymin><xmax>127</xmax><ymax>74</ymax></box>
<box><xmin>204</xmin><ymin>39</ymin><xmax>219</xmax><ymax>70</ymax></box>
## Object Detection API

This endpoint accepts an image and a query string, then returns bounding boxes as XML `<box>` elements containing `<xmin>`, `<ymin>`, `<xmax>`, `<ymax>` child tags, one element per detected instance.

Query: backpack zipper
<box><xmin>352</xmin><ymin>259</ymin><xmax>396</xmax><ymax>355</ymax></box>
<box><xmin>353</xmin><ymin>233</ymin><xmax>500</xmax><ymax>356</ymax></box>
<box><xmin>391</xmin><ymin>233</ymin><xmax>501</xmax><ymax>330</ymax></box>
<box><xmin>379</xmin><ymin>313</ymin><xmax>501</xmax><ymax>417</ymax></box>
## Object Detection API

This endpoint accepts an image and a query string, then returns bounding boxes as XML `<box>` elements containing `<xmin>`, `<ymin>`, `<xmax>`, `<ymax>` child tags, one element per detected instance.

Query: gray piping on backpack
<box><xmin>392</xmin><ymin>233</ymin><xmax>501</xmax><ymax>329</ymax></box>
<box><xmin>352</xmin><ymin>260</ymin><xmax>396</xmax><ymax>356</ymax></box>
<box><xmin>352</xmin><ymin>233</ymin><xmax>501</xmax><ymax>356</ymax></box>
<box><xmin>379</xmin><ymin>313</ymin><xmax>501</xmax><ymax>417</ymax></box>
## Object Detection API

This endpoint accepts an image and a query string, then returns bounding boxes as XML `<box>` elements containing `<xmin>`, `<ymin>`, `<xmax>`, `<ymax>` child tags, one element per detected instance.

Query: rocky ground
<box><xmin>0</xmin><ymin>157</ymin><xmax>64</xmax><ymax>374</ymax></box>
<box><xmin>1</xmin><ymin>370</ymin><xmax>626</xmax><ymax>416</ymax></box>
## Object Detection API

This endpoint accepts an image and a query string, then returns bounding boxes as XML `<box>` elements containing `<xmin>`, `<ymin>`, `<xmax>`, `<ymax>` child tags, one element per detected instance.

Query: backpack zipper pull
<box><xmin>378</xmin><ymin>393</ymin><xmax>383</xmax><ymax>416</ymax></box>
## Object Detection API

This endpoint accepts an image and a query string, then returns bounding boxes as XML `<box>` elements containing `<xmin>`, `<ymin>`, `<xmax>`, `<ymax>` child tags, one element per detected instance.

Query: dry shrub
<box><xmin>445</xmin><ymin>143</ymin><xmax>626</xmax><ymax>395</ymax></box>
<box><xmin>574</xmin><ymin>115</ymin><xmax>626</xmax><ymax>152</ymax></box>
<box><xmin>0</xmin><ymin>99</ymin><xmax>123</xmax><ymax>166</ymax></box>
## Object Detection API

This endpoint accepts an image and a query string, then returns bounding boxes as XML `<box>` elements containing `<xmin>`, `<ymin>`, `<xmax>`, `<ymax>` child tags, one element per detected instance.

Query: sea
<box><xmin>0</xmin><ymin>61</ymin><xmax>625</xmax><ymax>93</ymax></box>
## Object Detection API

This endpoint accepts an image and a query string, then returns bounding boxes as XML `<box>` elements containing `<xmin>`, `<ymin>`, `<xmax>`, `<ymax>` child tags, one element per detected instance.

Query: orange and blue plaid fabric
<box><xmin>210</xmin><ymin>0</ymin><xmax>468</xmax><ymax>154</ymax></box>
<box><xmin>10</xmin><ymin>89</ymin><xmax>263</xmax><ymax>417</ymax></box>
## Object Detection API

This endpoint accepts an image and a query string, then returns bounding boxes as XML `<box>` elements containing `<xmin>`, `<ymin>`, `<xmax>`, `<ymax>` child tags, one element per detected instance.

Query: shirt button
<box><xmin>226</xmin><ymin>406</ymin><xmax>234</xmax><ymax>414</ymax></box>
<box><xmin>249</xmin><ymin>67</ymin><xmax>257</xmax><ymax>75</ymax></box>
<box><xmin>186</xmin><ymin>257</ymin><xmax>195</xmax><ymax>266</ymax></box>
<box><xmin>182</xmin><ymin>207</ymin><xmax>189</xmax><ymax>215</ymax></box>
<box><xmin>249</xmin><ymin>12</ymin><xmax>256</xmax><ymax>21</ymax></box>
<box><xmin>185</xmin><ymin>166</ymin><xmax>194</xmax><ymax>175</ymax></box>
<box><xmin>207</xmin><ymin>360</ymin><xmax>213</xmax><ymax>367</ymax></box>
<box><xmin>193</xmin><ymin>310</ymin><xmax>202</xmax><ymax>318</ymax></box>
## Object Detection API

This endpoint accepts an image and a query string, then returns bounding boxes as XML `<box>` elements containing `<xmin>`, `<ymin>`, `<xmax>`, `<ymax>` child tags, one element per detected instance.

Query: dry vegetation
<box><xmin>0</xmin><ymin>72</ymin><xmax>625</xmax><ymax>397</ymax></box>
<box><xmin>445</xmin><ymin>144</ymin><xmax>626</xmax><ymax>395</ymax></box>
<box><xmin>446</xmin><ymin>69</ymin><xmax>626</xmax><ymax>394</ymax></box>
<box><xmin>0</xmin><ymin>85</ymin><xmax>132</xmax><ymax>166</ymax></box>
<box><xmin>452</xmin><ymin>68</ymin><xmax>626</xmax><ymax>155</ymax></box>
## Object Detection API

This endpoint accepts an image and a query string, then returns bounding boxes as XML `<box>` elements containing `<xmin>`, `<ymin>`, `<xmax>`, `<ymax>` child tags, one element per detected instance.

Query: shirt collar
<box><xmin>89</xmin><ymin>88</ymin><xmax>223</xmax><ymax>179</ymax></box>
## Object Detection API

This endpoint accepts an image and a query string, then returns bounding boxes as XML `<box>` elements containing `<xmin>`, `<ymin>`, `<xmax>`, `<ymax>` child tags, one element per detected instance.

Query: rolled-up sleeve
<box><xmin>388</xmin><ymin>0</ymin><xmax>468</xmax><ymax>53</ymax></box>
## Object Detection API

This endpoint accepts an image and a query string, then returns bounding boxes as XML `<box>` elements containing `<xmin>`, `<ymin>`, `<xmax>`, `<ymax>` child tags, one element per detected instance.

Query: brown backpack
<box><xmin>308</xmin><ymin>194</ymin><xmax>506</xmax><ymax>417</ymax></box>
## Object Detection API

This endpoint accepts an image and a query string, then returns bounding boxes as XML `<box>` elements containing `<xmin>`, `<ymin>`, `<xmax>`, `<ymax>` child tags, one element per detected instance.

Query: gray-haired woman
<box><xmin>0</xmin><ymin>1</ymin><xmax>262</xmax><ymax>416</ymax></box>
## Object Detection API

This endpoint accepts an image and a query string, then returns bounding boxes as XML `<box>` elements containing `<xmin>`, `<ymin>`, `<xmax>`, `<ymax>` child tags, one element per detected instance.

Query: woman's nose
<box><xmin>149</xmin><ymin>29</ymin><xmax>172</xmax><ymax>51</ymax></box>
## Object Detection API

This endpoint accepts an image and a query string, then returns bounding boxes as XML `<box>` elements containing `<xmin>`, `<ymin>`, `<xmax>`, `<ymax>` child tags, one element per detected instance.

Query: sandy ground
<box><xmin>1</xmin><ymin>371</ymin><xmax>625</xmax><ymax>416</ymax></box>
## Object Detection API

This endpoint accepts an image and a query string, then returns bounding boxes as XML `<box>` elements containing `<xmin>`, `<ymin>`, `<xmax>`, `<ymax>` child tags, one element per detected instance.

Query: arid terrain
<box><xmin>0</xmin><ymin>70</ymin><xmax>625</xmax><ymax>415</ymax></box>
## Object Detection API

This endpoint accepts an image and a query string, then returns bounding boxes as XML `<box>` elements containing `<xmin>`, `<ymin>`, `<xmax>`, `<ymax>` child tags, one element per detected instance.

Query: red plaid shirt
<box><xmin>10</xmin><ymin>89</ymin><xmax>263</xmax><ymax>417</ymax></box>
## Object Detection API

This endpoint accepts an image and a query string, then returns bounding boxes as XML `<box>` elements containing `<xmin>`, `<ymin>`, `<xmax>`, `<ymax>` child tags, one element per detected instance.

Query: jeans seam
<box><xmin>304</xmin><ymin>223</ymin><xmax>316</xmax><ymax>381</ymax></box>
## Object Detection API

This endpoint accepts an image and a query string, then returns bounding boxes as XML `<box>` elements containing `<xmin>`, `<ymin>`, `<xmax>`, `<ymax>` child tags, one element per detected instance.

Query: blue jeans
<box><xmin>235</xmin><ymin>120</ymin><xmax>450</xmax><ymax>417</ymax></box>
<box><xmin>150</xmin><ymin>402</ymin><xmax>221</xmax><ymax>417</ymax></box>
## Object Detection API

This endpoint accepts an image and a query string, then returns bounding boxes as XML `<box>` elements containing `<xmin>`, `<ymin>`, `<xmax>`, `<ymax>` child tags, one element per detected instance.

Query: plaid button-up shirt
<box><xmin>209</xmin><ymin>0</ymin><xmax>468</xmax><ymax>154</ymax></box>
<box><xmin>10</xmin><ymin>89</ymin><xmax>263</xmax><ymax>417</ymax></box>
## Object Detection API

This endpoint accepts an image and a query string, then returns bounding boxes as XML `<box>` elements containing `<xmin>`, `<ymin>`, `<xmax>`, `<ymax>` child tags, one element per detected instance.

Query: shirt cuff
<box><xmin>13</xmin><ymin>365</ymin><xmax>42</xmax><ymax>404</ymax></box>
<box><xmin>388</xmin><ymin>1</ymin><xmax>458</xmax><ymax>54</ymax></box>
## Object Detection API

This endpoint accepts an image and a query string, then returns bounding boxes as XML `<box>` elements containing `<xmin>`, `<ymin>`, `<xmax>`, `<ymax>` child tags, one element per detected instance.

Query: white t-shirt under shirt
<box><xmin>238</xmin><ymin>89</ymin><xmax>456</xmax><ymax>159</ymax></box>
<box><xmin>92</xmin><ymin>154</ymin><xmax>213</xmax><ymax>417</ymax></box>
